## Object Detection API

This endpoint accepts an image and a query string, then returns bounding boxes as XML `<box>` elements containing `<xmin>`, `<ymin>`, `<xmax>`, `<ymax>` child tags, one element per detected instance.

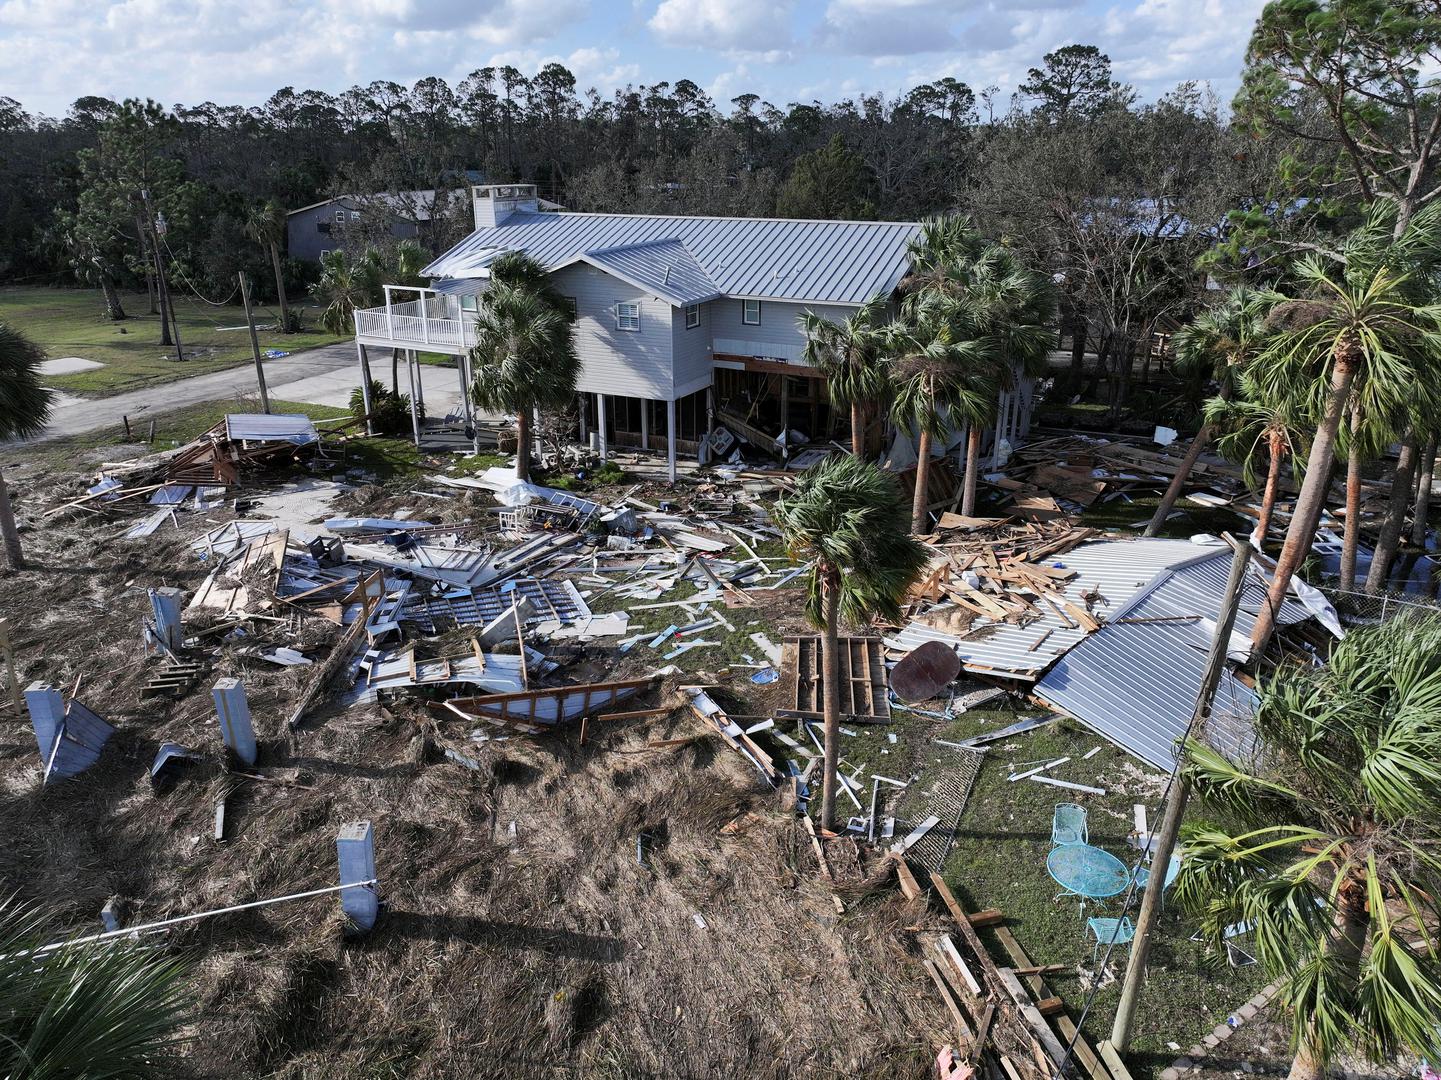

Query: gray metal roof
<box><xmin>560</xmin><ymin>239</ymin><xmax>720</xmax><ymax>307</ymax></box>
<box><xmin>422</xmin><ymin>211</ymin><xmax>921</xmax><ymax>305</ymax></box>
<box><xmin>884</xmin><ymin>538</ymin><xmax>1224</xmax><ymax>680</ymax></box>
<box><xmin>225</xmin><ymin>413</ymin><xmax>320</xmax><ymax>446</ymax></box>
<box><xmin>1034</xmin><ymin>551</ymin><xmax>1321</xmax><ymax>771</ymax></box>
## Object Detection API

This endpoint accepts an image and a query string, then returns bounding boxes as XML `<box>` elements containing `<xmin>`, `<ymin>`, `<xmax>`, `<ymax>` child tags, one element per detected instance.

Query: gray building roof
<box><xmin>422</xmin><ymin>212</ymin><xmax>921</xmax><ymax>305</ymax></box>
<box><xmin>558</xmin><ymin>238</ymin><xmax>721</xmax><ymax>307</ymax></box>
<box><xmin>1034</xmin><ymin>549</ymin><xmax>1322</xmax><ymax>771</ymax></box>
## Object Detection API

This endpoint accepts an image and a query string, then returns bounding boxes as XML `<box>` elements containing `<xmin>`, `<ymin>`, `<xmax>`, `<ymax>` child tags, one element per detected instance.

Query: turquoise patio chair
<box><xmin>1132</xmin><ymin>851</ymin><xmax>1182</xmax><ymax>908</ymax></box>
<box><xmin>1086</xmin><ymin>915</ymin><xmax>1135</xmax><ymax>967</ymax></box>
<box><xmin>1051</xmin><ymin>802</ymin><xmax>1088</xmax><ymax>846</ymax></box>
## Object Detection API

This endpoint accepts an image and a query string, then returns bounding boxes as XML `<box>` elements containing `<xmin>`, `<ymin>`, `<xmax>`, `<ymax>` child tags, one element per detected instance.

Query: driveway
<box><xmin>26</xmin><ymin>342</ymin><xmax>466</xmax><ymax>442</ymax></box>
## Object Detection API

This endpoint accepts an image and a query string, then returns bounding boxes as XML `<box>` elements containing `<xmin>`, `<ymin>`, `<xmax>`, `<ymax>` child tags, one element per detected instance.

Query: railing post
<box><xmin>384</xmin><ymin>285</ymin><xmax>394</xmax><ymax>340</ymax></box>
<box><xmin>420</xmin><ymin>288</ymin><xmax>430</xmax><ymax>345</ymax></box>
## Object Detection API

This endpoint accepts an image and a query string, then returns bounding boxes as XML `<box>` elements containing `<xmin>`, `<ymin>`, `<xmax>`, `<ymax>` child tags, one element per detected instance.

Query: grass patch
<box><xmin>1080</xmin><ymin>493</ymin><xmax>1252</xmax><ymax>539</ymax></box>
<box><xmin>1</xmin><ymin>285</ymin><xmax>346</xmax><ymax>397</ymax></box>
<box><xmin>827</xmin><ymin>701</ymin><xmax>1267</xmax><ymax>1077</ymax></box>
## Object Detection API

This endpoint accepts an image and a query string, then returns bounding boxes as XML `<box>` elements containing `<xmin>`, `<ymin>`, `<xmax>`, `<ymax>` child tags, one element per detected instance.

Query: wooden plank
<box><xmin>1098</xmin><ymin>1041</ymin><xmax>1136</xmax><ymax>1080</ymax></box>
<box><xmin>923</xmin><ymin>957</ymin><xmax>975</xmax><ymax>1048</ymax></box>
<box><xmin>969</xmin><ymin>1001</ymin><xmax>996</xmax><ymax>1065</ymax></box>
<box><xmin>892</xmin><ymin>855</ymin><xmax>923</xmax><ymax>900</ymax></box>
<box><xmin>992</xmin><ymin>924</ymin><xmax>1111</xmax><ymax>1080</ymax></box>
<box><xmin>938</xmin><ymin>934</ymin><xmax>984</xmax><ymax>995</ymax></box>
<box><xmin>997</xmin><ymin>967</ymin><xmax>1070</xmax><ymax>1071</ymax></box>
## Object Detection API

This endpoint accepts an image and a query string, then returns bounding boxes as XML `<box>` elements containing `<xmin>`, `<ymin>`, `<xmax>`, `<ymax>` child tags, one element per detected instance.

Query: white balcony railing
<box><xmin>353</xmin><ymin>287</ymin><xmax>476</xmax><ymax>351</ymax></box>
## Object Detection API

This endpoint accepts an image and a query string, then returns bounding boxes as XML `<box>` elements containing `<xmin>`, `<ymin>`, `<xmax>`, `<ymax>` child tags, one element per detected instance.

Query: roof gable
<box><xmin>554</xmin><ymin>238</ymin><xmax>720</xmax><ymax>307</ymax></box>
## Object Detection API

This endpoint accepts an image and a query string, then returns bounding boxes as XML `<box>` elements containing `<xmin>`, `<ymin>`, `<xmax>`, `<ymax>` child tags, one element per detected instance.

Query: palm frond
<box><xmin>0</xmin><ymin>322</ymin><xmax>53</xmax><ymax>440</ymax></box>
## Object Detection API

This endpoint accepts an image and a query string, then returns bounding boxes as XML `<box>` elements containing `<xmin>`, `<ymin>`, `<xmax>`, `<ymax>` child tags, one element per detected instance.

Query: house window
<box><xmin>319</xmin><ymin>249</ymin><xmax>331</xmax><ymax>258</ymax></box>
<box><xmin>742</xmin><ymin>299</ymin><xmax>761</xmax><ymax>325</ymax></box>
<box><xmin>334</xmin><ymin>209</ymin><xmax>346</xmax><ymax>224</ymax></box>
<box><xmin>460</xmin><ymin>294</ymin><xmax>478</xmax><ymax>313</ymax></box>
<box><xmin>563</xmin><ymin>296</ymin><xmax>577</xmax><ymax>316</ymax></box>
<box><xmin>685</xmin><ymin>303</ymin><xmax>700</xmax><ymax>329</ymax></box>
<box><xmin>350</xmin><ymin>210</ymin><xmax>361</xmax><ymax>221</ymax></box>
<box><xmin>616</xmin><ymin>302</ymin><xmax>640</xmax><ymax>331</ymax></box>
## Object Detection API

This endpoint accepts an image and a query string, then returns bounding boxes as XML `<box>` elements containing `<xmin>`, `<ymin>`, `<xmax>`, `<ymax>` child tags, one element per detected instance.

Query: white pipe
<box><xmin>23</xmin><ymin>879</ymin><xmax>379</xmax><ymax>956</ymax></box>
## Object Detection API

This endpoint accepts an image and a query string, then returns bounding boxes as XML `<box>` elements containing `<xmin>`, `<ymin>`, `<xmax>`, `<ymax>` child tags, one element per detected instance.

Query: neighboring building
<box><xmin>350</xmin><ymin>184</ymin><xmax>1035</xmax><ymax>479</ymax></box>
<box><xmin>286</xmin><ymin>190</ymin><xmax>463</xmax><ymax>262</ymax></box>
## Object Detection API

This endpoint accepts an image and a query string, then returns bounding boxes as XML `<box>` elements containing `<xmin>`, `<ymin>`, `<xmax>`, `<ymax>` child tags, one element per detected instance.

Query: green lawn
<box><xmin>808</xmin><ymin>704</ymin><xmax>1267</xmax><ymax>1077</ymax></box>
<box><xmin>0</xmin><ymin>286</ymin><xmax>346</xmax><ymax>397</ymax></box>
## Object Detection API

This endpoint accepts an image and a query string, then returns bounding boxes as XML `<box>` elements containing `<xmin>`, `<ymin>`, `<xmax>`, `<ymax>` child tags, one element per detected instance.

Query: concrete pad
<box><xmin>41</xmin><ymin>357</ymin><xmax>105</xmax><ymax>375</ymax></box>
<box><xmin>271</xmin><ymin>362</ymin><xmax>465</xmax><ymax>419</ymax></box>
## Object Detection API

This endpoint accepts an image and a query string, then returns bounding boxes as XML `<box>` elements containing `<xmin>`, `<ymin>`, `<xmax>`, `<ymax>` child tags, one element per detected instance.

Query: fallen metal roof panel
<box><xmin>225</xmin><ymin>413</ymin><xmax>320</xmax><ymax>445</ymax></box>
<box><xmin>884</xmin><ymin>538</ymin><xmax>1223</xmax><ymax>679</ymax></box>
<box><xmin>423</xmin><ymin>211</ymin><xmax>922</xmax><ymax>305</ymax></box>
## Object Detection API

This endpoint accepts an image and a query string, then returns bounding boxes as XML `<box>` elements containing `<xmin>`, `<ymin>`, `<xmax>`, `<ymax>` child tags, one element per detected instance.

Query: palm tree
<box><xmin>243</xmin><ymin>200</ymin><xmax>291</xmax><ymax>332</ymax></box>
<box><xmin>800</xmin><ymin>296</ymin><xmax>889</xmax><ymax>457</ymax></box>
<box><xmin>470</xmin><ymin>281</ymin><xmax>578</xmax><ymax>483</ymax></box>
<box><xmin>0</xmin><ymin>895</ymin><xmax>192</xmax><ymax>1077</ymax></box>
<box><xmin>1204</xmin><ymin>370</ymin><xmax>1310</xmax><ymax>551</ymax></box>
<box><xmin>0</xmin><ymin>323</ymin><xmax>53</xmax><ymax>569</ymax></box>
<box><xmin>313</xmin><ymin>249</ymin><xmax>384</xmax><ymax>336</ymax></box>
<box><xmin>1250</xmin><ymin>202</ymin><xmax>1441</xmax><ymax>652</ymax></box>
<box><xmin>1175</xmin><ymin>615</ymin><xmax>1441</xmax><ymax>1080</ymax></box>
<box><xmin>885</xmin><ymin>293</ymin><xmax>998</xmax><ymax>533</ymax></box>
<box><xmin>774</xmin><ymin>456</ymin><xmax>927</xmax><ymax>830</ymax></box>
<box><xmin>899</xmin><ymin>215</ymin><xmax>987</xmax><ymax>298</ymax></box>
<box><xmin>954</xmin><ymin>244</ymin><xmax>1056</xmax><ymax>516</ymax></box>
<box><xmin>1144</xmin><ymin>287</ymin><xmax>1280</xmax><ymax>537</ymax></box>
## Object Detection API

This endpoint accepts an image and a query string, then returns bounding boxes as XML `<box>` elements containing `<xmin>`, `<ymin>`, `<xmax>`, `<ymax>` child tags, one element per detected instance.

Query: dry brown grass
<box><xmin>0</xmin><ymin>458</ymin><xmax>952</xmax><ymax>1079</ymax></box>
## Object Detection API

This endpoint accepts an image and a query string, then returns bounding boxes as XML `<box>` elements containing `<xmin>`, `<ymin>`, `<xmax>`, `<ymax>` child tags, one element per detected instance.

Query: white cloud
<box><xmin>816</xmin><ymin>0</ymin><xmax>964</xmax><ymax>56</ymax></box>
<box><xmin>649</xmin><ymin>0</ymin><xmax>794</xmax><ymax>52</ymax></box>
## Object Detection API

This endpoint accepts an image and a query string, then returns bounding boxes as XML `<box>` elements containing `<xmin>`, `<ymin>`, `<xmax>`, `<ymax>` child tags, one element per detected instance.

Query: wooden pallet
<box><xmin>141</xmin><ymin>658</ymin><xmax>208</xmax><ymax>699</ymax></box>
<box><xmin>780</xmin><ymin>636</ymin><xmax>890</xmax><ymax>720</ymax></box>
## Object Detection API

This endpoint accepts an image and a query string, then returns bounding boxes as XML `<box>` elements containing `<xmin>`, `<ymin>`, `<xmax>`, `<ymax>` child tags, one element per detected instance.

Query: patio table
<box><xmin>1047</xmin><ymin>843</ymin><xmax>1130</xmax><ymax>915</ymax></box>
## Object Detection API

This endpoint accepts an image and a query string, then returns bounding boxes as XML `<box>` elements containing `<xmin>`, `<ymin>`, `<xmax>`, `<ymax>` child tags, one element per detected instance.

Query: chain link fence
<box><xmin>1318</xmin><ymin>585</ymin><xmax>1441</xmax><ymax>626</ymax></box>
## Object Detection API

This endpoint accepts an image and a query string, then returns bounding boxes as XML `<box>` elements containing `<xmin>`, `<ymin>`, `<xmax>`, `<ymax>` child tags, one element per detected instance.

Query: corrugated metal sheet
<box><xmin>884</xmin><ymin>538</ymin><xmax>1225</xmax><ymax>680</ymax></box>
<box><xmin>225</xmin><ymin>413</ymin><xmax>320</xmax><ymax>445</ymax></box>
<box><xmin>422</xmin><ymin>211</ymin><xmax>921</xmax><ymax>305</ymax></box>
<box><xmin>565</xmin><ymin>239</ymin><xmax>720</xmax><ymax>306</ymax></box>
<box><xmin>1034</xmin><ymin>550</ymin><xmax>1319</xmax><ymax>770</ymax></box>
<box><xmin>48</xmin><ymin>701</ymin><xmax>115</xmax><ymax>778</ymax></box>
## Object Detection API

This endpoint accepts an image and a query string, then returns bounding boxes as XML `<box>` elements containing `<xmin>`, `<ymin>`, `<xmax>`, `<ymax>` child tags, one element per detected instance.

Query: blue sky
<box><xmin>0</xmin><ymin>0</ymin><xmax>1266</xmax><ymax>119</ymax></box>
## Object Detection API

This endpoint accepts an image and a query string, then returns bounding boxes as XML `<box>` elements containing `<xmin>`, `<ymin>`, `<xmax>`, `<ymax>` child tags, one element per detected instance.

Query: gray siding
<box><xmin>671</xmin><ymin>301</ymin><xmax>713</xmax><ymax>397</ymax></box>
<box><xmin>286</xmin><ymin>197</ymin><xmax>419</xmax><ymax>262</ymax></box>
<box><xmin>708</xmin><ymin>298</ymin><xmax>859</xmax><ymax>363</ymax></box>
<box><xmin>552</xmin><ymin>264</ymin><xmax>676</xmax><ymax>400</ymax></box>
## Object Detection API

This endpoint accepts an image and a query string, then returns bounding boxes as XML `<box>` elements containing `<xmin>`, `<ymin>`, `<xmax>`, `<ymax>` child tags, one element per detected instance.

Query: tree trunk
<box><xmin>97</xmin><ymin>268</ymin><xmax>126</xmax><ymax>321</ymax></box>
<box><xmin>514</xmin><ymin>408</ymin><xmax>532</xmax><ymax>483</ymax></box>
<box><xmin>1255</xmin><ymin>431</ymin><xmax>1284</xmax><ymax>551</ymax></box>
<box><xmin>1364</xmin><ymin>431</ymin><xmax>1419</xmax><ymax>594</ymax></box>
<box><xmin>911</xmin><ymin>427</ymin><xmax>933</xmax><ymax>535</ymax></box>
<box><xmin>391</xmin><ymin>349</ymin><xmax>400</xmax><ymax>396</ymax></box>
<box><xmin>1070</xmin><ymin>317</ymin><xmax>1087</xmax><ymax>376</ymax></box>
<box><xmin>0</xmin><ymin>468</ymin><xmax>24</xmax><ymax>570</ymax></box>
<box><xmin>268</xmin><ymin>240</ymin><xmax>292</xmax><ymax>332</ymax></box>
<box><xmin>850</xmin><ymin>401</ymin><xmax>864</xmax><ymax>458</ymax></box>
<box><xmin>1287</xmin><ymin>886</ymin><xmax>1370</xmax><ymax>1080</ymax></box>
<box><xmin>1145</xmin><ymin>422</ymin><xmax>1215</xmax><ymax>537</ymax></box>
<box><xmin>819</xmin><ymin>569</ymin><xmax>842</xmax><ymax>832</ymax></box>
<box><xmin>1410</xmin><ymin>433</ymin><xmax>1435</xmax><ymax>547</ymax></box>
<box><xmin>1252</xmin><ymin>353</ymin><xmax>1359</xmax><ymax>654</ymax></box>
<box><xmin>961</xmin><ymin>424</ymin><xmax>982</xmax><ymax>518</ymax></box>
<box><xmin>1340</xmin><ymin>409</ymin><xmax>1363</xmax><ymax>592</ymax></box>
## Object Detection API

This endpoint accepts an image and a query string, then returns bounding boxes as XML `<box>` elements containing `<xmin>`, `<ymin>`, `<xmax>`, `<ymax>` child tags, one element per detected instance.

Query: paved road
<box><xmin>28</xmin><ymin>342</ymin><xmax>361</xmax><ymax>442</ymax></box>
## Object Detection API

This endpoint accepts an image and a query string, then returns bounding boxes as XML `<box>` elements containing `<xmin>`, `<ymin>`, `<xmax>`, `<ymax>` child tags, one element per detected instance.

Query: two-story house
<box><xmin>349</xmin><ymin>184</ymin><xmax>1035</xmax><ymax>481</ymax></box>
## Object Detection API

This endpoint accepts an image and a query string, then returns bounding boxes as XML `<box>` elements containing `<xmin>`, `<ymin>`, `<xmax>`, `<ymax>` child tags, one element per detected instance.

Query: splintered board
<box><xmin>780</xmin><ymin>636</ymin><xmax>890</xmax><ymax>721</ymax></box>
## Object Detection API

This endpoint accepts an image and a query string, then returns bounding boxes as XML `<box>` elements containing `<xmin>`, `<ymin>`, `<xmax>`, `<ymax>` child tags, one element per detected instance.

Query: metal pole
<box><xmin>1109</xmin><ymin>535</ymin><xmax>1253</xmax><ymax>1053</ymax></box>
<box><xmin>238</xmin><ymin>273</ymin><xmax>271</xmax><ymax>414</ymax></box>
<box><xmin>406</xmin><ymin>350</ymin><xmax>422</xmax><ymax>447</ymax></box>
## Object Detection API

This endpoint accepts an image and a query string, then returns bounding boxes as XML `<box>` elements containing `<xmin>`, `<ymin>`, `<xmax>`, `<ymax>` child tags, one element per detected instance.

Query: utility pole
<box><xmin>238</xmin><ymin>272</ymin><xmax>271</xmax><ymax>414</ymax></box>
<box><xmin>142</xmin><ymin>188</ymin><xmax>183</xmax><ymax>362</ymax></box>
<box><xmin>1107</xmin><ymin>534</ymin><xmax>1254</xmax><ymax>1053</ymax></box>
